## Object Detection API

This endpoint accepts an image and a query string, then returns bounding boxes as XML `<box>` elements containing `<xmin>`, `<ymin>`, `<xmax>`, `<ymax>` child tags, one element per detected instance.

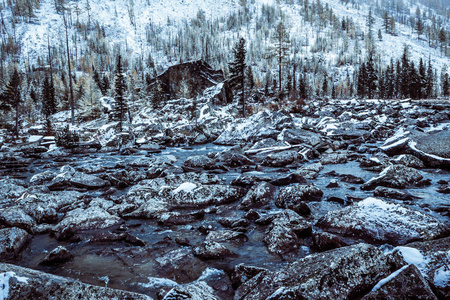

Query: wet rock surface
<box><xmin>0</xmin><ymin>98</ymin><xmax>449</xmax><ymax>299</ymax></box>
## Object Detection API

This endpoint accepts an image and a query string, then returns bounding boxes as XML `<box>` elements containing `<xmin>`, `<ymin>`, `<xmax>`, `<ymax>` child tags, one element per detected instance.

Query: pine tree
<box><xmin>228</xmin><ymin>37</ymin><xmax>247</xmax><ymax>117</ymax></box>
<box><xmin>246</xmin><ymin>66</ymin><xmax>254</xmax><ymax>91</ymax></box>
<box><xmin>322</xmin><ymin>75</ymin><xmax>328</xmax><ymax>97</ymax></box>
<box><xmin>418</xmin><ymin>58</ymin><xmax>426</xmax><ymax>99</ymax></box>
<box><xmin>5</xmin><ymin>69</ymin><xmax>21</xmax><ymax>138</ymax></box>
<box><xmin>41</xmin><ymin>74</ymin><xmax>57</xmax><ymax>132</ymax></box>
<box><xmin>357</xmin><ymin>62</ymin><xmax>367</xmax><ymax>98</ymax></box>
<box><xmin>416</xmin><ymin>17</ymin><xmax>424</xmax><ymax>39</ymax></box>
<box><xmin>331</xmin><ymin>83</ymin><xmax>336</xmax><ymax>99</ymax></box>
<box><xmin>382</xmin><ymin>11</ymin><xmax>390</xmax><ymax>33</ymax></box>
<box><xmin>442</xmin><ymin>73</ymin><xmax>450</xmax><ymax>97</ymax></box>
<box><xmin>101</xmin><ymin>75</ymin><xmax>110</xmax><ymax>96</ymax></box>
<box><xmin>400</xmin><ymin>46</ymin><xmax>410</xmax><ymax>98</ymax></box>
<box><xmin>298</xmin><ymin>75</ymin><xmax>308</xmax><ymax>100</ymax></box>
<box><xmin>366</xmin><ymin>55</ymin><xmax>378</xmax><ymax>99</ymax></box>
<box><xmin>425</xmin><ymin>57</ymin><xmax>434</xmax><ymax>98</ymax></box>
<box><xmin>438</xmin><ymin>28</ymin><xmax>447</xmax><ymax>55</ymax></box>
<box><xmin>114</xmin><ymin>54</ymin><xmax>126</xmax><ymax>132</ymax></box>
<box><xmin>408</xmin><ymin>62</ymin><xmax>420</xmax><ymax>99</ymax></box>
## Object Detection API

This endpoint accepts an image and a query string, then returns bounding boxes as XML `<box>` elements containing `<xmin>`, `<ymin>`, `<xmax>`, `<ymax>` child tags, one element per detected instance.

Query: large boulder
<box><xmin>0</xmin><ymin>263</ymin><xmax>152</xmax><ymax>299</ymax></box>
<box><xmin>317</xmin><ymin>198</ymin><xmax>448</xmax><ymax>245</ymax></box>
<box><xmin>408</xmin><ymin>130</ymin><xmax>450</xmax><ymax>169</ymax></box>
<box><xmin>396</xmin><ymin>237</ymin><xmax>450</xmax><ymax>299</ymax></box>
<box><xmin>235</xmin><ymin>243</ymin><xmax>403</xmax><ymax>300</ymax></box>
<box><xmin>214</xmin><ymin>111</ymin><xmax>294</xmax><ymax>145</ymax></box>
<box><xmin>239</xmin><ymin>182</ymin><xmax>276</xmax><ymax>210</ymax></box>
<box><xmin>361</xmin><ymin>164</ymin><xmax>423</xmax><ymax>190</ymax></box>
<box><xmin>147</xmin><ymin>60</ymin><xmax>230</xmax><ymax>102</ymax></box>
<box><xmin>276</xmin><ymin>184</ymin><xmax>323</xmax><ymax>209</ymax></box>
<box><xmin>264</xmin><ymin>210</ymin><xmax>311</xmax><ymax>256</ymax></box>
<box><xmin>361</xmin><ymin>264</ymin><xmax>438</xmax><ymax>300</ymax></box>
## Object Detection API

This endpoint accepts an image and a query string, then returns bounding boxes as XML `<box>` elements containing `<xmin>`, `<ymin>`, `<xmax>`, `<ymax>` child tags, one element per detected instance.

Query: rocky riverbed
<box><xmin>0</xmin><ymin>96</ymin><xmax>449</xmax><ymax>299</ymax></box>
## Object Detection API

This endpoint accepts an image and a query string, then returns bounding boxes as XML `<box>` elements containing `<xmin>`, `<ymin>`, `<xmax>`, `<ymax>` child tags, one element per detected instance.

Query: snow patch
<box><xmin>137</xmin><ymin>276</ymin><xmax>178</xmax><ymax>289</ymax></box>
<box><xmin>434</xmin><ymin>265</ymin><xmax>450</xmax><ymax>288</ymax></box>
<box><xmin>371</xmin><ymin>265</ymin><xmax>409</xmax><ymax>292</ymax></box>
<box><xmin>0</xmin><ymin>272</ymin><xmax>29</xmax><ymax>300</ymax></box>
<box><xmin>395</xmin><ymin>246</ymin><xmax>428</xmax><ymax>274</ymax></box>
<box><xmin>173</xmin><ymin>182</ymin><xmax>197</xmax><ymax>194</ymax></box>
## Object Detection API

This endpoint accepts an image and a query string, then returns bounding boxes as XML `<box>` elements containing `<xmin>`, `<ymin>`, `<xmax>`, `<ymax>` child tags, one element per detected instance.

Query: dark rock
<box><xmin>269</xmin><ymin>173</ymin><xmax>306</xmax><ymax>186</ymax></box>
<box><xmin>161</xmin><ymin>280</ymin><xmax>220</xmax><ymax>300</ymax></box>
<box><xmin>231</xmin><ymin>264</ymin><xmax>268</xmax><ymax>288</ymax></box>
<box><xmin>373</xmin><ymin>186</ymin><xmax>421</xmax><ymax>200</ymax></box>
<box><xmin>194</xmin><ymin>241</ymin><xmax>235</xmax><ymax>259</ymax></box>
<box><xmin>277</xmin><ymin>128</ymin><xmax>322</xmax><ymax>146</ymax></box>
<box><xmin>361</xmin><ymin>264</ymin><xmax>438</xmax><ymax>300</ymax></box>
<box><xmin>339</xmin><ymin>174</ymin><xmax>365</xmax><ymax>184</ymax></box>
<box><xmin>0</xmin><ymin>179</ymin><xmax>27</xmax><ymax>199</ymax></box>
<box><xmin>157</xmin><ymin>210</ymin><xmax>205</xmax><ymax>226</ymax></box>
<box><xmin>214</xmin><ymin>111</ymin><xmax>293</xmax><ymax>145</ymax></box>
<box><xmin>295</xmin><ymin>163</ymin><xmax>323</xmax><ymax>179</ymax></box>
<box><xmin>235</xmin><ymin>243</ymin><xmax>403</xmax><ymax>300</ymax></box>
<box><xmin>264</xmin><ymin>210</ymin><xmax>311</xmax><ymax>256</ymax></box>
<box><xmin>326</xmin><ymin>180</ymin><xmax>339</xmax><ymax>188</ymax></box>
<box><xmin>182</xmin><ymin>155</ymin><xmax>217</xmax><ymax>170</ymax></box>
<box><xmin>407</xmin><ymin>130</ymin><xmax>450</xmax><ymax>168</ymax></box>
<box><xmin>276</xmin><ymin>184</ymin><xmax>323</xmax><ymax>209</ymax></box>
<box><xmin>0</xmin><ymin>228</ymin><xmax>30</xmax><ymax>259</ymax></box>
<box><xmin>312</xmin><ymin>231</ymin><xmax>348</xmax><ymax>251</ymax></box>
<box><xmin>240</xmin><ymin>182</ymin><xmax>276</xmax><ymax>210</ymax></box>
<box><xmin>317</xmin><ymin>197</ymin><xmax>448</xmax><ymax>245</ymax></box>
<box><xmin>39</xmin><ymin>246</ymin><xmax>74</xmax><ymax>265</ymax></box>
<box><xmin>320</xmin><ymin>152</ymin><xmax>349</xmax><ymax>165</ymax></box>
<box><xmin>231</xmin><ymin>174</ymin><xmax>271</xmax><ymax>187</ymax></box>
<box><xmin>0</xmin><ymin>263</ymin><xmax>151</xmax><ymax>299</ymax></box>
<box><xmin>0</xmin><ymin>208</ymin><xmax>36</xmax><ymax>231</ymax></box>
<box><xmin>205</xmin><ymin>230</ymin><xmax>248</xmax><ymax>243</ymax></box>
<box><xmin>248</xmin><ymin>138</ymin><xmax>287</xmax><ymax>151</ymax></box>
<box><xmin>215</xmin><ymin>149</ymin><xmax>255</xmax><ymax>167</ymax></box>
<box><xmin>261</xmin><ymin>150</ymin><xmax>299</xmax><ymax>167</ymax></box>
<box><xmin>437</xmin><ymin>185</ymin><xmax>450</xmax><ymax>194</ymax></box>
<box><xmin>400</xmin><ymin>237</ymin><xmax>450</xmax><ymax>299</ymax></box>
<box><xmin>147</xmin><ymin>60</ymin><xmax>230</xmax><ymax>102</ymax></box>
<box><xmin>392</xmin><ymin>154</ymin><xmax>425</xmax><ymax>169</ymax></box>
<box><xmin>361</xmin><ymin>164</ymin><xmax>423</xmax><ymax>190</ymax></box>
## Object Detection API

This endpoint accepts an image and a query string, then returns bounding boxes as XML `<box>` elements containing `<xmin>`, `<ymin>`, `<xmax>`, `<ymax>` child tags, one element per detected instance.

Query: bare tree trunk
<box><xmin>63</xmin><ymin>13</ymin><xmax>75</xmax><ymax>125</ymax></box>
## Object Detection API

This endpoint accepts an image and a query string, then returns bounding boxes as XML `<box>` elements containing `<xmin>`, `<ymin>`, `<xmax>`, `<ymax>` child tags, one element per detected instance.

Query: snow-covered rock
<box><xmin>361</xmin><ymin>164</ymin><xmax>423</xmax><ymax>190</ymax></box>
<box><xmin>0</xmin><ymin>228</ymin><xmax>30</xmax><ymax>259</ymax></box>
<box><xmin>276</xmin><ymin>184</ymin><xmax>323</xmax><ymax>209</ymax></box>
<box><xmin>362</xmin><ymin>264</ymin><xmax>437</xmax><ymax>300</ymax></box>
<box><xmin>214</xmin><ymin>111</ymin><xmax>293</xmax><ymax>145</ymax></box>
<box><xmin>0</xmin><ymin>263</ymin><xmax>152</xmax><ymax>299</ymax></box>
<box><xmin>239</xmin><ymin>182</ymin><xmax>276</xmax><ymax>210</ymax></box>
<box><xmin>235</xmin><ymin>243</ymin><xmax>403</xmax><ymax>300</ymax></box>
<box><xmin>264</xmin><ymin>210</ymin><xmax>311</xmax><ymax>256</ymax></box>
<box><xmin>317</xmin><ymin>198</ymin><xmax>448</xmax><ymax>245</ymax></box>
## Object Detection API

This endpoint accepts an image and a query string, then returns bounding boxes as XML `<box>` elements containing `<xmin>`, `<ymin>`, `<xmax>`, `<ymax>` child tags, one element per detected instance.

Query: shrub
<box><xmin>55</xmin><ymin>125</ymin><xmax>80</xmax><ymax>149</ymax></box>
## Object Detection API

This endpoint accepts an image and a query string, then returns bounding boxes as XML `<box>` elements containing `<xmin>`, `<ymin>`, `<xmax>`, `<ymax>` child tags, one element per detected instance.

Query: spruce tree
<box><xmin>246</xmin><ymin>66</ymin><xmax>254</xmax><ymax>91</ymax></box>
<box><xmin>114</xmin><ymin>54</ymin><xmax>126</xmax><ymax>132</ymax></box>
<box><xmin>228</xmin><ymin>37</ymin><xmax>247</xmax><ymax>117</ymax></box>
<box><xmin>418</xmin><ymin>58</ymin><xmax>426</xmax><ymax>99</ymax></box>
<box><xmin>322</xmin><ymin>75</ymin><xmax>328</xmax><ymax>97</ymax></box>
